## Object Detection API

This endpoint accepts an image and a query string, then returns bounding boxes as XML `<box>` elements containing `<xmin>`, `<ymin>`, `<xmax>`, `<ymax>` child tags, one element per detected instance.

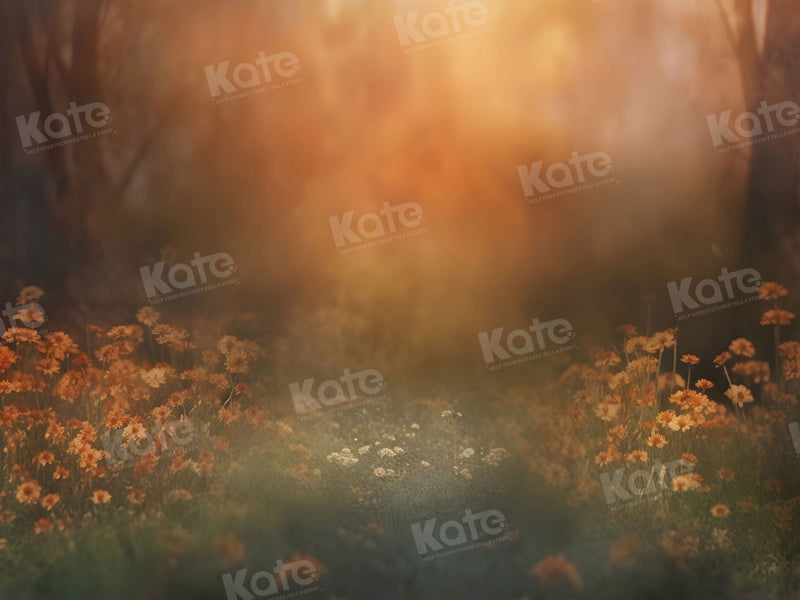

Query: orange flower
<box><xmin>2</xmin><ymin>327</ymin><xmax>40</xmax><ymax>344</ymax></box>
<box><xmin>33</xmin><ymin>517</ymin><xmax>53</xmax><ymax>535</ymax></box>
<box><xmin>760</xmin><ymin>309</ymin><xmax>795</xmax><ymax>326</ymax></box>
<box><xmin>41</xmin><ymin>494</ymin><xmax>60</xmax><ymax>510</ymax></box>
<box><xmin>0</xmin><ymin>347</ymin><xmax>19</xmax><ymax>372</ymax></box>
<box><xmin>53</xmin><ymin>466</ymin><xmax>70</xmax><ymax>480</ymax></box>
<box><xmin>681</xmin><ymin>452</ymin><xmax>698</xmax><ymax>466</ymax></box>
<box><xmin>729</xmin><ymin>338</ymin><xmax>755</xmax><ymax>357</ymax></box>
<box><xmin>16</xmin><ymin>285</ymin><xmax>44</xmax><ymax>305</ymax></box>
<box><xmin>16</xmin><ymin>480</ymin><xmax>42</xmax><ymax>504</ymax></box>
<box><xmin>35</xmin><ymin>451</ymin><xmax>55</xmax><ymax>466</ymax></box>
<box><xmin>647</xmin><ymin>431</ymin><xmax>667</xmax><ymax>448</ymax></box>
<box><xmin>90</xmin><ymin>490</ymin><xmax>111</xmax><ymax>504</ymax></box>
<box><xmin>713</xmin><ymin>351</ymin><xmax>731</xmax><ymax>367</ymax></box>
<box><xmin>758</xmin><ymin>282</ymin><xmax>788</xmax><ymax>300</ymax></box>
<box><xmin>530</xmin><ymin>555</ymin><xmax>582</xmax><ymax>589</ymax></box>
<box><xmin>136</xmin><ymin>306</ymin><xmax>161</xmax><ymax>327</ymax></box>
<box><xmin>680</xmin><ymin>354</ymin><xmax>700</xmax><ymax>365</ymax></box>
<box><xmin>710</xmin><ymin>504</ymin><xmax>730</xmax><ymax>517</ymax></box>
<box><xmin>656</xmin><ymin>410</ymin><xmax>677</xmax><ymax>428</ymax></box>
<box><xmin>626</xmin><ymin>449</ymin><xmax>648</xmax><ymax>463</ymax></box>
<box><xmin>695</xmin><ymin>378</ymin><xmax>714</xmax><ymax>391</ymax></box>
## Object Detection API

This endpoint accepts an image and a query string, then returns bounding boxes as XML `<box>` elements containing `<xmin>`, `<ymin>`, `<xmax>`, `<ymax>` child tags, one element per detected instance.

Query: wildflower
<box><xmin>0</xmin><ymin>347</ymin><xmax>19</xmax><ymax>372</ymax></box>
<box><xmin>53</xmin><ymin>466</ymin><xmax>69</xmax><ymax>480</ymax></box>
<box><xmin>647</xmin><ymin>431</ymin><xmax>667</xmax><ymax>448</ymax></box>
<box><xmin>459</xmin><ymin>468</ymin><xmax>472</xmax><ymax>479</ymax></box>
<box><xmin>656</xmin><ymin>410</ymin><xmax>677</xmax><ymax>428</ymax></box>
<box><xmin>128</xmin><ymin>488</ymin><xmax>145</xmax><ymax>504</ymax></box>
<box><xmin>34</xmin><ymin>518</ymin><xmax>53</xmax><ymax>535</ymax></box>
<box><xmin>459</xmin><ymin>448</ymin><xmax>475</xmax><ymax>458</ymax></box>
<box><xmin>2</xmin><ymin>327</ymin><xmax>40</xmax><ymax>344</ymax></box>
<box><xmin>626</xmin><ymin>449</ymin><xmax>648</xmax><ymax>462</ymax></box>
<box><xmin>16</xmin><ymin>285</ymin><xmax>44</xmax><ymax>305</ymax></box>
<box><xmin>14</xmin><ymin>306</ymin><xmax>45</xmax><ymax>324</ymax></box>
<box><xmin>713</xmin><ymin>351</ymin><xmax>731</xmax><ymax>367</ymax></box>
<box><xmin>378</xmin><ymin>448</ymin><xmax>396</xmax><ymax>458</ymax></box>
<box><xmin>725</xmin><ymin>385</ymin><xmax>754</xmax><ymax>408</ymax></box>
<box><xmin>41</xmin><ymin>494</ymin><xmax>60</xmax><ymax>510</ymax></box>
<box><xmin>695</xmin><ymin>378</ymin><xmax>714</xmax><ymax>391</ymax></box>
<box><xmin>136</xmin><ymin>306</ymin><xmax>161</xmax><ymax>327</ymax></box>
<box><xmin>710</xmin><ymin>504</ymin><xmax>730</xmax><ymax>518</ymax></box>
<box><xmin>760</xmin><ymin>309</ymin><xmax>795</xmax><ymax>326</ymax></box>
<box><xmin>672</xmin><ymin>474</ymin><xmax>700</xmax><ymax>491</ymax></box>
<box><xmin>681</xmin><ymin>452</ymin><xmax>698</xmax><ymax>466</ymax></box>
<box><xmin>35</xmin><ymin>451</ymin><xmax>55</xmax><ymax>466</ymax></box>
<box><xmin>90</xmin><ymin>490</ymin><xmax>111</xmax><ymax>504</ymax></box>
<box><xmin>373</xmin><ymin>467</ymin><xmax>394</xmax><ymax>477</ymax></box>
<box><xmin>421</xmin><ymin>460</ymin><xmax>431</xmax><ymax>467</ymax></box>
<box><xmin>758</xmin><ymin>282</ymin><xmax>788</xmax><ymax>300</ymax></box>
<box><xmin>729</xmin><ymin>338</ymin><xmax>756</xmax><ymax>357</ymax></box>
<box><xmin>530</xmin><ymin>555</ymin><xmax>582</xmax><ymax>589</ymax></box>
<box><xmin>16</xmin><ymin>481</ymin><xmax>41</xmax><ymax>504</ymax></box>
<box><xmin>681</xmin><ymin>354</ymin><xmax>700</xmax><ymax>365</ymax></box>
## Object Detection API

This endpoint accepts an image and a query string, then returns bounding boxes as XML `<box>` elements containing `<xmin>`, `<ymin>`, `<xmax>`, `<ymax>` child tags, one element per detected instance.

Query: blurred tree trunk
<box><xmin>720</xmin><ymin>0</ymin><xmax>800</xmax><ymax>256</ymax></box>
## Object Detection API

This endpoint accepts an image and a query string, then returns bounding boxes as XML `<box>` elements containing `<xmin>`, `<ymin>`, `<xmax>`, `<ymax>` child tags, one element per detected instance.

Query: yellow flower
<box><xmin>725</xmin><ymin>385</ymin><xmax>754</xmax><ymax>408</ymax></box>
<box><xmin>15</xmin><ymin>480</ymin><xmax>41</xmax><ymax>504</ymax></box>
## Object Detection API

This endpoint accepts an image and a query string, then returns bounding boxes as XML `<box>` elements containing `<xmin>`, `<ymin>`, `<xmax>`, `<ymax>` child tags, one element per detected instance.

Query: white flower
<box><xmin>373</xmin><ymin>467</ymin><xmax>395</xmax><ymax>478</ymax></box>
<box><xmin>459</xmin><ymin>468</ymin><xmax>472</xmax><ymax>480</ymax></box>
<box><xmin>410</xmin><ymin>423</ymin><xmax>420</xmax><ymax>429</ymax></box>
<box><xmin>421</xmin><ymin>460</ymin><xmax>431</xmax><ymax>467</ymax></box>
<box><xmin>441</xmin><ymin>410</ymin><xmax>452</xmax><ymax>418</ymax></box>
<box><xmin>357</xmin><ymin>445</ymin><xmax>371</xmax><ymax>455</ymax></box>
<box><xmin>393</xmin><ymin>446</ymin><xmax>405</xmax><ymax>455</ymax></box>
<box><xmin>378</xmin><ymin>448</ymin><xmax>396</xmax><ymax>458</ymax></box>
<box><xmin>459</xmin><ymin>448</ymin><xmax>475</xmax><ymax>459</ymax></box>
